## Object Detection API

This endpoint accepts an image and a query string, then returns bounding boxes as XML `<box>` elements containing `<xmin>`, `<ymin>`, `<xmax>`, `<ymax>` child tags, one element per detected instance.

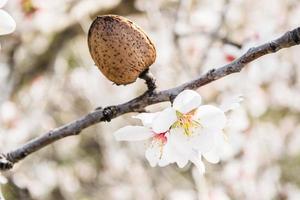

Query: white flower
<box><xmin>153</xmin><ymin>90</ymin><xmax>228</xmax><ymax>173</ymax></box>
<box><xmin>152</xmin><ymin>90</ymin><xmax>226</xmax><ymax>152</ymax></box>
<box><xmin>0</xmin><ymin>0</ymin><xmax>16</xmax><ymax>35</ymax></box>
<box><xmin>114</xmin><ymin>90</ymin><xmax>227</xmax><ymax>174</ymax></box>
<box><xmin>114</xmin><ymin>112</ymin><xmax>172</xmax><ymax>167</ymax></box>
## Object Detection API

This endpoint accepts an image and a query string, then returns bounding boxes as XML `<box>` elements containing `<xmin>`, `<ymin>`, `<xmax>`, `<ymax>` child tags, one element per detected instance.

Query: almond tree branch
<box><xmin>1</xmin><ymin>27</ymin><xmax>299</xmax><ymax>171</ymax></box>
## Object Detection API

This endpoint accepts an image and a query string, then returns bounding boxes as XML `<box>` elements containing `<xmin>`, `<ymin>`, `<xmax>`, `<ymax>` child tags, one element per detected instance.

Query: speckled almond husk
<box><xmin>88</xmin><ymin>15</ymin><xmax>156</xmax><ymax>85</ymax></box>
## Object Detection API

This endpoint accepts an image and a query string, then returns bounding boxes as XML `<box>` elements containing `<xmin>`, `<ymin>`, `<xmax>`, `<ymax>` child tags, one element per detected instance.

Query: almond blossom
<box><xmin>114</xmin><ymin>90</ymin><xmax>227</xmax><ymax>174</ymax></box>
<box><xmin>114</xmin><ymin>111</ymin><xmax>172</xmax><ymax>167</ymax></box>
<box><xmin>0</xmin><ymin>0</ymin><xmax>16</xmax><ymax>35</ymax></box>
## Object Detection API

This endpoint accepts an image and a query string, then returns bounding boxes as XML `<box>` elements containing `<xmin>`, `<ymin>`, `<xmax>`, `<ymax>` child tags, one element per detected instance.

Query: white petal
<box><xmin>190</xmin><ymin>128</ymin><xmax>217</xmax><ymax>153</ymax></box>
<box><xmin>220</xmin><ymin>95</ymin><xmax>244</xmax><ymax>112</ymax></box>
<box><xmin>195</xmin><ymin>105</ymin><xmax>226</xmax><ymax>130</ymax></box>
<box><xmin>190</xmin><ymin>154</ymin><xmax>205</xmax><ymax>174</ymax></box>
<box><xmin>0</xmin><ymin>0</ymin><xmax>7</xmax><ymax>8</ymax></box>
<box><xmin>0</xmin><ymin>10</ymin><xmax>16</xmax><ymax>35</ymax></box>
<box><xmin>158</xmin><ymin>140</ymin><xmax>173</xmax><ymax>167</ymax></box>
<box><xmin>167</xmin><ymin>129</ymin><xmax>191</xmax><ymax>168</ymax></box>
<box><xmin>114</xmin><ymin>126</ymin><xmax>153</xmax><ymax>141</ymax></box>
<box><xmin>152</xmin><ymin>107</ymin><xmax>177</xmax><ymax>133</ymax></box>
<box><xmin>176</xmin><ymin>157</ymin><xmax>189</xmax><ymax>168</ymax></box>
<box><xmin>133</xmin><ymin>112</ymin><xmax>159</xmax><ymax>127</ymax></box>
<box><xmin>158</xmin><ymin>155</ymin><xmax>170</xmax><ymax>167</ymax></box>
<box><xmin>173</xmin><ymin>90</ymin><xmax>202</xmax><ymax>114</ymax></box>
<box><xmin>145</xmin><ymin>145</ymin><xmax>161</xmax><ymax>167</ymax></box>
<box><xmin>203</xmin><ymin>149</ymin><xmax>220</xmax><ymax>164</ymax></box>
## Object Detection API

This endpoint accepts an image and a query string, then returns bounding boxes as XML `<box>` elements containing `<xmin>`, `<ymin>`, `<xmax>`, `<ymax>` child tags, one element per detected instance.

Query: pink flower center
<box><xmin>153</xmin><ymin>132</ymin><xmax>167</xmax><ymax>144</ymax></box>
<box><xmin>151</xmin><ymin>132</ymin><xmax>168</xmax><ymax>160</ymax></box>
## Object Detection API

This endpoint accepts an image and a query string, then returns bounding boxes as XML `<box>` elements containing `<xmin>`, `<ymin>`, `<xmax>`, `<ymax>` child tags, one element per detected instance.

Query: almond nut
<box><xmin>88</xmin><ymin>15</ymin><xmax>156</xmax><ymax>85</ymax></box>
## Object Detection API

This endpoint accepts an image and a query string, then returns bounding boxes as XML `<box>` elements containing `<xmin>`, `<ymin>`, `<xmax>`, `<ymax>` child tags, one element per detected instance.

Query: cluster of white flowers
<box><xmin>0</xmin><ymin>0</ymin><xmax>15</xmax><ymax>36</ymax></box>
<box><xmin>114</xmin><ymin>90</ymin><xmax>228</xmax><ymax>174</ymax></box>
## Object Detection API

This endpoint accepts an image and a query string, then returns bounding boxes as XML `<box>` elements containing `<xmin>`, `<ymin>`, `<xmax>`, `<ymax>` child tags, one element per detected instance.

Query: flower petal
<box><xmin>0</xmin><ymin>9</ymin><xmax>16</xmax><ymax>35</ymax></box>
<box><xmin>0</xmin><ymin>0</ymin><xmax>8</xmax><ymax>8</ymax></box>
<box><xmin>145</xmin><ymin>145</ymin><xmax>161</xmax><ymax>167</ymax></box>
<box><xmin>173</xmin><ymin>90</ymin><xmax>202</xmax><ymax>114</ymax></box>
<box><xmin>176</xmin><ymin>156</ymin><xmax>189</xmax><ymax>168</ymax></box>
<box><xmin>167</xmin><ymin>129</ymin><xmax>192</xmax><ymax>168</ymax></box>
<box><xmin>190</xmin><ymin>128</ymin><xmax>219</xmax><ymax>153</ymax></box>
<box><xmin>158</xmin><ymin>154</ymin><xmax>170</xmax><ymax>167</ymax></box>
<box><xmin>152</xmin><ymin>107</ymin><xmax>177</xmax><ymax>133</ymax></box>
<box><xmin>203</xmin><ymin>149</ymin><xmax>220</xmax><ymax>164</ymax></box>
<box><xmin>190</xmin><ymin>154</ymin><xmax>205</xmax><ymax>174</ymax></box>
<box><xmin>133</xmin><ymin>112</ymin><xmax>160</xmax><ymax>127</ymax></box>
<box><xmin>195</xmin><ymin>105</ymin><xmax>226</xmax><ymax>130</ymax></box>
<box><xmin>220</xmin><ymin>95</ymin><xmax>243</xmax><ymax>112</ymax></box>
<box><xmin>114</xmin><ymin>126</ymin><xmax>153</xmax><ymax>141</ymax></box>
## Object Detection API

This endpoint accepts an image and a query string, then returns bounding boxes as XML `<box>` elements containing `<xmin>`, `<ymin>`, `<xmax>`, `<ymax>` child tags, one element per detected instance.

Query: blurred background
<box><xmin>0</xmin><ymin>0</ymin><xmax>300</xmax><ymax>199</ymax></box>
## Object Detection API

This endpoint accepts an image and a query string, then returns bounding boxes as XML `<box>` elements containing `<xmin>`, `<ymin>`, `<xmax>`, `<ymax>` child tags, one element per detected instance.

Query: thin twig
<box><xmin>139</xmin><ymin>69</ymin><xmax>157</xmax><ymax>92</ymax></box>
<box><xmin>1</xmin><ymin>27</ymin><xmax>299</xmax><ymax>171</ymax></box>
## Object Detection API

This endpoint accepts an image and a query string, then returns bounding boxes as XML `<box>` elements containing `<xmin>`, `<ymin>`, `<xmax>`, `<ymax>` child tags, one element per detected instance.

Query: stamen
<box><xmin>172</xmin><ymin>110</ymin><xmax>201</xmax><ymax>136</ymax></box>
<box><xmin>151</xmin><ymin>131</ymin><xmax>168</xmax><ymax>159</ymax></box>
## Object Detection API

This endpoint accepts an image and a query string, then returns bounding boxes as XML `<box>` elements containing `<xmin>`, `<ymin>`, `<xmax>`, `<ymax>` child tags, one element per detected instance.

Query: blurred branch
<box><xmin>172</xmin><ymin>0</ymin><xmax>241</xmax><ymax>75</ymax></box>
<box><xmin>0</xmin><ymin>27</ymin><xmax>299</xmax><ymax>171</ymax></box>
<box><xmin>11</xmin><ymin>0</ymin><xmax>142</xmax><ymax>95</ymax></box>
<box><xmin>195</xmin><ymin>0</ymin><xmax>230</xmax><ymax>72</ymax></box>
<box><xmin>179</xmin><ymin>31</ymin><xmax>243</xmax><ymax>49</ymax></box>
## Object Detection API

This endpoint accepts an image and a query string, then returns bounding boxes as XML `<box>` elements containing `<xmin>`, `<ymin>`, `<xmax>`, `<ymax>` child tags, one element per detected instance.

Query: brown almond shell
<box><xmin>88</xmin><ymin>15</ymin><xmax>156</xmax><ymax>85</ymax></box>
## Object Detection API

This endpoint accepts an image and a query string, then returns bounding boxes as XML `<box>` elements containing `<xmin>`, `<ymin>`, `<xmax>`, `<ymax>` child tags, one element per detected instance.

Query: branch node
<box><xmin>269</xmin><ymin>42</ymin><xmax>278</xmax><ymax>52</ymax></box>
<box><xmin>207</xmin><ymin>69</ymin><xmax>216</xmax><ymax>79</ymax></box>
<box><xmin>102</xmin><ymin>106</ymin><xmax>118</xmax><ymax>122</ymax></box>
<box><xmin>0</xmin><ymin>154</ymin><xmax>14</xmax><ymax>171</ymax></box>
<box><xmin>139</xmin><ymin>69</ymin><xmax>157</xmax><ymax>93</ymax></box>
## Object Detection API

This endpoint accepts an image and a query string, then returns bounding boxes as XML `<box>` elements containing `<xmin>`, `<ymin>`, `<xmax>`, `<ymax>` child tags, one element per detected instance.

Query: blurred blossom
<box><xmin>30</xmin><ymin>0</ymin><xmax>69</xmax><ymax>32</ymax></box>
<box><xmin>209</xmin><ymin>187</ymin><xmax>231</xmax><ymax>200</ymax></box>
<box><xmin>223</xmin><ymin>45</ymin><xmax>241</xmax><ymax>63</ymax></box>
<box><xmin>0</xmin><ymin>175</ymin><xmax>7</xmax><ymax>184</ymax></box>
<box><xmin>287</xmin><ymin>125</ymin><xmax>300</xmax><ymax>156</ymax></box>
<box><xmin>246</xmin><ymin>86</ymin><xmax>268</xmax><ymax>117</ymax></box>
<box><xmin>257</xmin><ymin>166</ymin><xmax>281</xmax><ymax>200</ymax></box>
<box><xmin>167</xmin><ymin>189</ymin><xmax>196</xmax><ymax>200</ymax></box>
<box><xmin>285</xmin><ymin>184</ymin><xmax>300</xmax><ymax>200</ymax></box>
<box><xmin>21</xmin><ymin>0</ymin><xmax>38</xmax><ymax>17</ymax></box>
<box><xmin>0</xmin><ymin>101</ymin><xmax>18</xmax><ymax>127</ymax></box>
<box><xmin>190</xmin><ymin>7</ymin><xmax>220</xmax><ymax>31</ymax></box>
<box><xmin>71</xmin><ymin>0</ymin><xmax>117</xmax><ymax>20</ymax></box>
<box><xmin>0</xmin><ymin>0</ymin><xmax>16</xmax><ymax>35</ymax></box>
<box><xmin>220</xmin><ymin>94</ymin><xmax>243</xmax><ymax>112</ymax></box>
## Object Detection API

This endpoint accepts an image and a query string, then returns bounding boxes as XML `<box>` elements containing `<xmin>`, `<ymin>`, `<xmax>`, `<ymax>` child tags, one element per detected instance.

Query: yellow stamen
<box><xmin>172</xmin><ymin>110</ymin><xmax>201</xmax><ymax>136</ymax></box>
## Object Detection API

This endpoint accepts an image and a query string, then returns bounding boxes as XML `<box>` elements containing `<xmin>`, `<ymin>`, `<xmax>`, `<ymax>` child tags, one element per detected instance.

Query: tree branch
<box><xmin>1</xmin><ymin>27</ymin><xmax>299</xmax><ymax>171</ymax></box>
